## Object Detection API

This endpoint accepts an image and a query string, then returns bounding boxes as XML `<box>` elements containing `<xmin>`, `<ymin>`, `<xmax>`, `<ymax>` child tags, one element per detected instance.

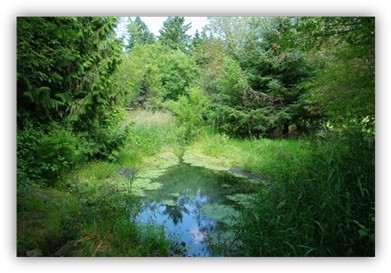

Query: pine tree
<box><xmin>158</xmin><ymin>17</ymin><xmax>191</xmax><ymax>52</ymax></box>
<box><xmin>237</xmin><ymin>17</ymin><xmax>318</xmax><ymax>136</ymax></box>
<box><xmin>125</xmin><ymin>17</ymin><xmax>155</xmax><ymax>51</ymax></box>
<box><xmin>188</xmin><ymin>29</ymin><xmax>206</xmax><ymax>53</ymax></box>
<box><xmin>204</xmin><ymin>17</ymin><xmax>319</xmax><ymax>137</ymax></box>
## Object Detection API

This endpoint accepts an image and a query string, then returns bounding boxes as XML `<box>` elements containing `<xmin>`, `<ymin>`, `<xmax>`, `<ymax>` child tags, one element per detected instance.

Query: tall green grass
<box><xmin>118</xmin><ymin>110</ymin><xmax>180</xmax><ymax>165</ymax></box>
<box><xmin>228</xmin><ymin>134</ymin><xmax>375</xmax><ymax>256</ymax></box>
<box><xmin>193</xmin><ymin>127</ymin><xmax>375</xmax><ymax>256</ymax></box>
<box><xmin>197</xmin><ymin>128</ymin><xmax>311</xmax><ymax>178</ymax></box>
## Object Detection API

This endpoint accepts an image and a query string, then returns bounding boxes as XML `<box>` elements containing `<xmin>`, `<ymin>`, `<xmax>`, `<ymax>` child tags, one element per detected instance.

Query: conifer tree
<box><xmin>17</xmin><ymin>17</ymin><xmax>123</xmax><ymax>125</ymax></box>
<box><xmin>125</xmin><ymin>17</ymin><xmax>155</xmax><ymax>51</ymax></box>
<box><xmin>158</xmin><ymin>17</ymin><xmax>192</xmax><ymax>52</ymax></box>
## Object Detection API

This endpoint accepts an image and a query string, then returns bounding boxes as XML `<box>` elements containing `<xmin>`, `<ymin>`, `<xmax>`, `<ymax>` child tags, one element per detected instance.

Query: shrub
<box><xmin>17</xmin><ymin>119</ymin><xmax>81</xmax><ymax>190</ymax></box>
<box><xmin>75</xmin><ymin>107</ymin><xmax>131</xmax><ymax>161</ymax></box>
<box><xmin>165</xmin><ymin>87</ymin><xmax>211</xmax><ymax>143</ymax></box>
<box><xmin>160</xmin><ymin>51</ymin><xmax>201</xmax><ymax>101</ymax></box>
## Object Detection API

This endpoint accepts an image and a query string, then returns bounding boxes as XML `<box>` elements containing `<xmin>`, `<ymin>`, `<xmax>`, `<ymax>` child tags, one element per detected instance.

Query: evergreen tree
<box><xmin>281</xmin><ymin>17</ymin><xmax>375</xmax><ymax>135</ymax></box>
<box><xmin>125</xmin><ymin>17</ymin><xmax>155</xmax><ymax>51</ymax></box>
<box><xmin>17</xmin><ymin>17</ymin><xmax>127</xmax><ymax>159</ymax></box>
<box><xmin>237</xmin><ymin>17</ymin><xmax>318</xmax><ymax>135</ymax></box>
<box><xmin>17</xmin><ymin>17</ymin><xmax>123</xmax><ymax>125</ymax></box>
<box><xmin>158</xmin><ymin>17</ymin><xmax>191</xmax><ymax>52</ymax></box>
<box><xmin>206</xmin><ymin>17</ymin><xmax>318</xmax><ymax>137</ymax></box>
<box><xmin>189</xmin><ymin>30</ymin><xmax>202</xmax><ymax>51</ymax></box>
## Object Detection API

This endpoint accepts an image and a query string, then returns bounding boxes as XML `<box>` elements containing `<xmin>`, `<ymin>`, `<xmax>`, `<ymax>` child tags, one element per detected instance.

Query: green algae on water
<box><xmin>182</xmin><ymin>151</ymin><xmax>231</xmax><ymax>171</ymax></box>
<box><xmin>131</xmin><ymin>178</ymin><xmax>164</xmax><ymax>197</ymax></box>
<box><xmin>226</xmin><ymin>193</ymin><xmax>257</xmax><ymax>208</ymax></box>
<box><xmin>201</xmin><ymin>204</ymin><xmax>240</xmax><ymax>226</ymax></box>
<box><xmin>168</xmin><ymin>193</ymin><xmax>181</xmax><ymax>198</ymax></box>
<box><xmin>130</xmin><ymin>152</ymin><xmax>180</xmax><ymax>197</ymax></box>
<box><xmin>161</xmin><ymin>199</ymin><xmax>177</xmax><ymax>206</ymax></box>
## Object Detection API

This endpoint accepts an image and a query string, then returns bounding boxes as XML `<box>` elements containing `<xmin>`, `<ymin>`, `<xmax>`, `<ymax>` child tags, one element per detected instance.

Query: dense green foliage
<box><xmin>17</xmin><ymin>17</ymin><xmax>131</xmax><ymax>188</ymax></box>
<box><xmin>17</xmin><ymin>16</ymin><xmax>375</xmax><ymax>257</ymax></box>
<box><xmin>17</xmin><ymin>17</ymin><xmax>123</xmax><ymax>124</ymax></box>
<box><xmin>165</xmin><ymin>87</ymin><xmax>210</xmax><ymax>143</ymax></box>
<box><xmin>204</xmin><ymin>17</ymin><xmax>321</xmax><ymax>137</ymax></box>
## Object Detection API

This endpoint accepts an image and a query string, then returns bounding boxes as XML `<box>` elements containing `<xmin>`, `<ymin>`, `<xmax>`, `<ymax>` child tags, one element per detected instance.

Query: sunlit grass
<box><xmin>119</xmin><ymin>110</ymin><xmax>179</xmax><ymax>166</ymax></box>
<box><xmin>195</xmin><ymin>127</ymin><xmax>311</xmax><ymax>180</ymax></box>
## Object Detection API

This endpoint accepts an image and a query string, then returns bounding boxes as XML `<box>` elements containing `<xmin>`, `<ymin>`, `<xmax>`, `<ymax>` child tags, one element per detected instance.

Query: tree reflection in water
<box><xmin>137</xmin><ymin>162</ymin><xmax>252</xmax><ymax>256</ymax></box>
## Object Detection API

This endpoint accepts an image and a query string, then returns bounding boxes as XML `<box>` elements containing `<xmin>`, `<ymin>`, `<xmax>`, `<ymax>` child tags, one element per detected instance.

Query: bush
<box><xmin>165</xmin><ymin>87</ymin><xmax>211</xmax><ymax>143</ymax></box>
<box><xmin>17</xmin><ymin>107</ymin><xmax>131</xmax><ymax>193</ymax></box>
<box><xmin>160</xmin><ymin>51</ymin><xmax>201</xmax><ymax>101</ymax></box>
<box><xmin>17</xmin><ymin>119</ymin><xmax>82</xmax><ymax>191</ymax></box>
<box><xmin>75</xmin><ymin>107</ymin><xmax>131</xmax><ymax>161</ymax></box>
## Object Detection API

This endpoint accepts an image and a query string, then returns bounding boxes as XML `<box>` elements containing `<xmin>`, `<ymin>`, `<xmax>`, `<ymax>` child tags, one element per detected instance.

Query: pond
<box><xmin>135</xmin><ymin>160</ymin><xmax>263</xmax><ymax>257</ymax></box>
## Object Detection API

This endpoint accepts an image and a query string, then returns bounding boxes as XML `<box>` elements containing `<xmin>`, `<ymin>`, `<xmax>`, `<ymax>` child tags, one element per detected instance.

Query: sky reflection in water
<box><xmin>137</xmin><ymin>162</ymin><xmax>248</xmax><ymax>257</ymax></box>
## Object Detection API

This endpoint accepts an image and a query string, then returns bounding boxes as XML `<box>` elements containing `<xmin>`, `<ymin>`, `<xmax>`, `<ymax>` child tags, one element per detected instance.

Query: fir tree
<box><xmin>125</xmin><ymin>17</ymin><xmax>155</xmax><ymax>51</ymax></box>
<box><xmin>158</xmin><ymin>17</ymin><xmax>192</xmax><ymax>52</ymax></box>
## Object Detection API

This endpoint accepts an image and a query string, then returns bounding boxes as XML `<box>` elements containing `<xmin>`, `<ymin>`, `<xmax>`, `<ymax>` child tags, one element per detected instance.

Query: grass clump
<box><xmin>118</xmin><ymin>110</ymin><xmax>179</xmax><ymax>166</ymax></box>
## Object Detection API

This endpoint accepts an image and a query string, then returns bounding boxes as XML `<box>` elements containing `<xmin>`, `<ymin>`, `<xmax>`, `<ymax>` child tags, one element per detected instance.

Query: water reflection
<box><xmin>137</xmin><ymin>162</ymin><xmax>250</xmax><ymax>256</ymax></box>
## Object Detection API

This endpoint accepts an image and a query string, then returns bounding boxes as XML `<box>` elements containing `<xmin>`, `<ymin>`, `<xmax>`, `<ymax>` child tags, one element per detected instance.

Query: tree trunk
<box><xmin>282</xmin><ymin>123</ymin><xmax>289</xmax><ymax>136</ymax></box>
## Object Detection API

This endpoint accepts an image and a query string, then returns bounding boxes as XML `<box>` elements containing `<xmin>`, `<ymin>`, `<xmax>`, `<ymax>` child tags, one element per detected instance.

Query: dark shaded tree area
<box><xmin>197</xmin><ymin>17</ymin><xmax>374</xmax><ymax>139</ymax></box>
<box><xmin>17</xmin><ymin>17</ymin><xmax>129</xmax><ymax>189</ymax></box>
<box><xmin>201</xmin><ymin>17</ymin><xmax>321</xmax><ymax>137</ymax></box>
<box><xmin>17</xmin><ymin>17</ymin><xmax>123</xmax><ymax>125</ymax></box>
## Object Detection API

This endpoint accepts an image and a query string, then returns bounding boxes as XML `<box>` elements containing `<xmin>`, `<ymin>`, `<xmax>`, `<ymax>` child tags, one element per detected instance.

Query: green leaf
<box><xmin>23</xmin><ymin>91</ymin><xmax>34</xmax><ymax>102</ymax></box>
<box><xmin>358</xmin><ymin>229</ymin><xmax>368</xmax><ymax>237</ymax></box>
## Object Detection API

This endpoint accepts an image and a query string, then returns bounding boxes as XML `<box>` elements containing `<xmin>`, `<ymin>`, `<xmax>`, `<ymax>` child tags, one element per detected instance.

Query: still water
<box><xmin>136</xmin><ymin>161</ymin><xmax>256</xmax><ymax>257</ymax></box>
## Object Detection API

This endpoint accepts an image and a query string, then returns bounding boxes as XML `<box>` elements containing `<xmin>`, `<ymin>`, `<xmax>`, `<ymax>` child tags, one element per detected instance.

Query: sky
<box><xmin>116</xmin><ymin>16</ymin><xmax>209</xmax><ymax>39</ymax></box>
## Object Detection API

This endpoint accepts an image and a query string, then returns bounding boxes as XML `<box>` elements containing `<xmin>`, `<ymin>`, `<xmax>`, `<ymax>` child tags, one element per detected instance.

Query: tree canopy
<box><xmin>280</xmin><ymin>17</ymin><xmax>375</xmax><ymax>135</ymax></box>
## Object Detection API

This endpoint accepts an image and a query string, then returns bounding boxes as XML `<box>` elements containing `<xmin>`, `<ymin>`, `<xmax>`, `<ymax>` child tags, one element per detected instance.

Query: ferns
<box><xmin>17</xmin><ymin>17</ymin><xmax>123</xmax><ymax>125</ymax></box>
